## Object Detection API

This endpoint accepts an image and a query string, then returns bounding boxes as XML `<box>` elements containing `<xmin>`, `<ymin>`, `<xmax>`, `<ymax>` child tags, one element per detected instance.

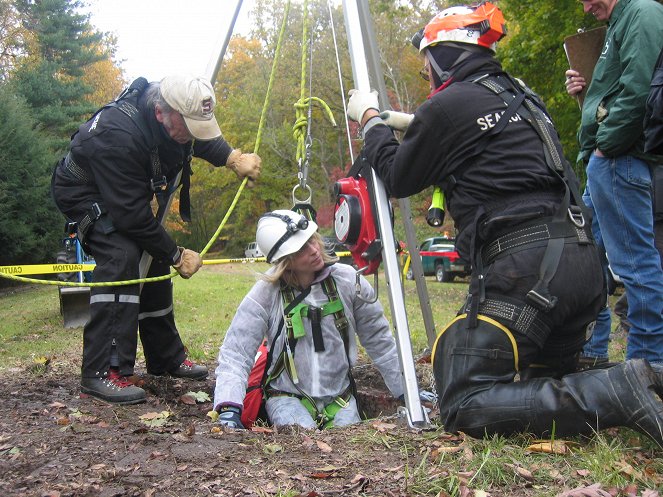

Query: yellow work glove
<box><xmin>226</xmin><ymin>149</ymin><xmax>261</xmax><ymax>186</ymax></box>
<box><xmin>173</xmin><ymin>247</ymin><xmax>203</xmax><ymax>279</ymax></box>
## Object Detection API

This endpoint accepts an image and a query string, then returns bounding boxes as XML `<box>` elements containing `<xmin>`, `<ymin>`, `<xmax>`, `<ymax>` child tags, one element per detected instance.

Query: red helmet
<box><xmin>417</xmin><ymin>2</ymin><xmax>506</xmax><ymax>53</ymax></box>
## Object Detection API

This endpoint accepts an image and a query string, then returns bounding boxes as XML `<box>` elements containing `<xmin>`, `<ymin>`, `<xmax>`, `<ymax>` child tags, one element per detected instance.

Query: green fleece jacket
<box><xmin>578</xmin><ymin>0</ymin><xmax>663</xmax><ymax>163</ymax></box>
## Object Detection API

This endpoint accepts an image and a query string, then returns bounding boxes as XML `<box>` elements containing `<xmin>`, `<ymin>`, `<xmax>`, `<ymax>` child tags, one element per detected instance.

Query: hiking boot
<box><xmin>80</xmin><ymin>369</ymin><xmax>146</xmax><ymax>405</ymax></box>
<box><xmin>577</xmin><ymin>355</ymin><xmax>618</xmax><ymax>370</ymax></box>
<box><xmin>168</xmin><ymin>359</ymin><xmax>208</xmax><ymax>380</ymax></box>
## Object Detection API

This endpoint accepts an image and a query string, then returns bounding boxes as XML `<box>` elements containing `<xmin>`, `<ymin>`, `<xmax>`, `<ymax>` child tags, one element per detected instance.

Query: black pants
<box><xmin>81</xmin><ymin>222</ymin><xmax>186</xmax><ymax>378</ymax></box>
<box><xmin>433</xmin><ymin>239</ymin><xmax>607</xmax><ymax>438</ymax></box>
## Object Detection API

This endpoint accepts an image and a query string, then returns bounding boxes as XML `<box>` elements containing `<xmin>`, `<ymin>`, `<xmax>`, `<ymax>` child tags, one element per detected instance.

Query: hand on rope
<box><xmin>379</xmin><ymin>111</ymin><xmax>414</xmax><ymax>132</ymax></box>
<box><xmin>347</xmin><ymin>89</ymin><xmax>380</xmax><ymax>124</ymax></box>
<box><xmin>226</xmin><ymin>149</ymin><xmax>262</xmax><ymax>187</ymax></box>
<box><xmin>173</xmin><ymin>247</ymin><xmax>203</xmax><ymax>279</ymax></box>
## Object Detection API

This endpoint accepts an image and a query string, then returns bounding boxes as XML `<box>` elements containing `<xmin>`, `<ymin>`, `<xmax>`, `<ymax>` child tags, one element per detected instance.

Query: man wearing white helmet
<box><xmin>212</xmin><ymin>210</ymin><xmax>405</xmax><ymax>429</ymax></box>
<box><xmin>346</xmin><ymin>2</ymin><xmax>663</xmax><ymax>445</ymax></box>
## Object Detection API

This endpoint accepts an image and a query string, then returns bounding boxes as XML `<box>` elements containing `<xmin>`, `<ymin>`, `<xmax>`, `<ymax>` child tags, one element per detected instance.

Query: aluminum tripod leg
<box><xmin>343</xmin><ymin>0</ymin><xmax>430</xmax><ymax>428</ymax></box>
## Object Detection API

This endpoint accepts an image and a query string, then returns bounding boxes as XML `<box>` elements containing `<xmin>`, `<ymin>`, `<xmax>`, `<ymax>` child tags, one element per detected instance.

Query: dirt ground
<box><xmin>0</xmin><ymin>358</ymin><xmax>551</xmax><ymax>497</ymax></box>
<box><xmin>1</xmin><ymin>356</ymin><xmax>483</xmax><ymax>497</ymax></box>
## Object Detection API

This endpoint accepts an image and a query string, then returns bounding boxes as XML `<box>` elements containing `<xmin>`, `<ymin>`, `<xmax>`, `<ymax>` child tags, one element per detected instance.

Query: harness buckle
<box><xmin>334</xmin><ymin>395</ymin><xmax>349</xmax><ymax>409</ymax></box>
<box><xmin>567</xmin><ymin>206</ymin><xmax>585</xmax><ymax>228</ymax></box>
<box><xmin>150</xmin><ymin>176</ymin><xmax>168</xmax><ymax>192</ymax></box>
<box><xmin>91</xmin><ymin>202</ymin><xmax>103</xmax><ymax>220</ymax></box>
<box><xmin>526</xmin><ymin>289</ymin><xmax>558</xmax><ymax>312</ymax></box>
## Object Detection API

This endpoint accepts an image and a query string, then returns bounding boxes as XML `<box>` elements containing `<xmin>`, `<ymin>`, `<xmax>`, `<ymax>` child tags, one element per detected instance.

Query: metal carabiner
<box><xmin>355</xmin><ymin>266</ymin><xmax>379</xmax><ymax>304</ymax></box>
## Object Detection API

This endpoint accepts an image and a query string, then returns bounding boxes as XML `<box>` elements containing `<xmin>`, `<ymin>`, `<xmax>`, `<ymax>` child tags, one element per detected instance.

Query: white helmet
<box><xmin>256</xmin><ymin>210</ymin><xmax>318</xmax><ymax>263</ymax></box>
<box><xmin>415</xmin><ymin>2</ymin><xmax>506</xmax><ymax>53</ymax></box>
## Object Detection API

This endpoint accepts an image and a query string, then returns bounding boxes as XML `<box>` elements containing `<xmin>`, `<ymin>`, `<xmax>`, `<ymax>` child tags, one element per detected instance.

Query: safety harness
<box><xmin>441</xmin><ymin>73</ymin><xmax>593</xmax><ymax>331</ymax></box>
<box><xmin>265</xmin><ymin>274</ymin><xmax>355</xmax><ymax>429</ymax></box>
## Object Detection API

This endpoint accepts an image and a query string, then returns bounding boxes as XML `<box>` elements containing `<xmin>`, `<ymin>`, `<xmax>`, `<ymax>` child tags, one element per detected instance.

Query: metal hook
<box><xmin>355</xmin><ymin>266</ymin><xmax>379</xmax><ymax>304</ymax></box>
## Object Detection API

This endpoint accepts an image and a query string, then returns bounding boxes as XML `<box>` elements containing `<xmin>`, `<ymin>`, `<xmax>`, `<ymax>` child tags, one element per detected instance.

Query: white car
<box><xmin>244</xmin><ymin>242</ymin><xmax>264</xmax><ymax>259</ymax></box>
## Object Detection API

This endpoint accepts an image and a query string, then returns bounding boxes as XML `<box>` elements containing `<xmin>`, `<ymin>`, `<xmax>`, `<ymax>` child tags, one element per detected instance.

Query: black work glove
<box><xmin>217</xmin><ymin>404</ymin><xmax>245</xmax><ymax>429</ymax></box>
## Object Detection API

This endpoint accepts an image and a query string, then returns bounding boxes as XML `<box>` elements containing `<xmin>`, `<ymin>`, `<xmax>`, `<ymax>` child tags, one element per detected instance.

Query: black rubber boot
<box><xmin>81</xmin><ymin>369</ymin><xmax>146</xmax><ymax>405</ymax></box>
<box><xmin>448</xmin><ymin>358</ymin><xmax>663</xmax><ymax>446</ymax></box>
<box><xmin>433</xmin><ymin>318</ymin><xmax>663</xmax><ymax>446</ymax></box>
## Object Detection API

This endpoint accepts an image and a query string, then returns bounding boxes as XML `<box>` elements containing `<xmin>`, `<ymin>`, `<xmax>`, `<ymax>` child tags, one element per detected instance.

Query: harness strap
<box><xmin>266</xmin><ymin>385</ymin><xmax>353</xmax><ymax>429</ymax></box>
<box><xmin>267</xmin><ymin>274</ymin><xmax>355</xmax><ymax>426</ymax></box>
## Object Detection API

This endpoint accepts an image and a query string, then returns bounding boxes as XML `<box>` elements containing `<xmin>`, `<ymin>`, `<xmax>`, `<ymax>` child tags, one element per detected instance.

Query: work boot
<box><xmin>81</xmin><ymin>369</ymin><xmax>146</xmax><ymax>405</ymax></box>
<box><xmin>168</xmin><ymin>359</ymin><xmax>208</xmax><ymax>380</ymax></box>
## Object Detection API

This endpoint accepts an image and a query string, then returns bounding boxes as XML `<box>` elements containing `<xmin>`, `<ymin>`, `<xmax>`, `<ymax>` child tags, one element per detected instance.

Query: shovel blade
<box><xmin>59</xmin><ymin>287</ymin><xmax>90</xmax><ymax>328</ymax></box>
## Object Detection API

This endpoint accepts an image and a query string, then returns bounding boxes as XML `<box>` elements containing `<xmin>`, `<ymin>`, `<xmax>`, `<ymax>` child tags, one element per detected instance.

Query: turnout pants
<box><xmin>82</xmin><ymin>222</ymin><xmax>186</xmax><ymax>379</ymax></box>
<box><xmin>433</xmin><ymin>239</ymin><xmax>621</xmax><ymax>439</ymax></box>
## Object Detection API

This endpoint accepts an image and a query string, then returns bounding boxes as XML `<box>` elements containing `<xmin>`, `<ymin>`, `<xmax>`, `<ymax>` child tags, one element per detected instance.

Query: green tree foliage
<box><xmin>498</xmin><ymin>0</ymin><xmax>599</xmax><ymax>183</ymax></box>
<box><xmin>0</xmin><ymin>0</ymin><xmax>31</xmax><ymax>80</ymax></box>
<box><xmin>11</xmin><ymin>0</ymin><xmax>105</xmax><ymax>152</ymax></box>
<box><xmin>0</xmin><ymin>85</ymin><xmax>62</xmax><ymax>266</ymax></box>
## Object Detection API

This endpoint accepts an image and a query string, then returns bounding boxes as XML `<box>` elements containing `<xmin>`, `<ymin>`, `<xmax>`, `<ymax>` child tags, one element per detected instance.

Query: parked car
<box><xmin>244</xmin><ymin>242</ymin><xmax>264</xmax><ymax>259</ymax></box>
<box><xmin>406</xmin><ymin>237</ymin><xmax>470</xmax><ymax>282</ymax></box>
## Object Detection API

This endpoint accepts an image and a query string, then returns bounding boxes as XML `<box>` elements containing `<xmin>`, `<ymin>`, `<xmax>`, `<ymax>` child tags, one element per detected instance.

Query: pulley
<box><xmin>334</xmin><ymin>176</ymin><xmax>382</xmax><ymax>275</ymax></box>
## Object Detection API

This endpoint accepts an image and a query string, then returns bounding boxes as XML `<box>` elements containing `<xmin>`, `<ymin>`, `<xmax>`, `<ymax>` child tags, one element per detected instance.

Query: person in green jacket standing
<box><xmin>565</xmin><ymin>0</ymin><xmax>663</xmax><ymax>367</ymax></box>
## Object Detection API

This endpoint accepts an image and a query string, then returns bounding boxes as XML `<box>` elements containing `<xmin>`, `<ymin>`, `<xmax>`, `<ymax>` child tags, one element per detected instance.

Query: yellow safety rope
<box><xmin>1</xmin><ymin>0</ymin><xmax>294</xmax><ymax>288</ymax></box>
<box><xmin>292</xmin><ymin>0</ymin><xmax>336</xmax><ymax>169</ymax></box>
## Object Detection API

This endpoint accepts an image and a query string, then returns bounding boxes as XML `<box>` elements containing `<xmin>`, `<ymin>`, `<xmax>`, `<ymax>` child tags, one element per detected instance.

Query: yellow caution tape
<box><xmin>0</xmin><ymin>263</ymin><xmax>96</xmax><ymax>276</ymax></box>
<box><xmin>0</xmin><ymin>252</ymin><xmax>352</xmax><ymax>286</ymax></box>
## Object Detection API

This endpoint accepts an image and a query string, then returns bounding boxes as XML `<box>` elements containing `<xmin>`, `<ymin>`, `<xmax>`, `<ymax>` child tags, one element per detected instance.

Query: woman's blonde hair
<box><xmin>262</xmin><ymin>232</ymin><xmax>338</xmax><ymax>286</ymax></box>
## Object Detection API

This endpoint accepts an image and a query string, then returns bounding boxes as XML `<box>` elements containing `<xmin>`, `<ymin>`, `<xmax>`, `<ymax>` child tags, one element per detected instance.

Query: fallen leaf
<box><xmin>316</xmin><ymin>440</ymin><xmax>332</xmax><ymax>452</ymax></box>
<box><xmin>250</xmin><ymin>426</ymin><xmax>273</xmax><ymax>433</ymax></box>
<box><xmin>139</xmin><ymin>411</ymin><xmax>171</xmax><ymax>427</ymax></box>
<box><xmin>49</xmin><ymin>402</ymin><xmax>66</xmax><ymax>409</ymax></box>
<box><xmin>56</xmin><ymin>417</ymin><xmax>69</xmax><ymax>426</ymax></box>
<box><xmin>527</xmin><ymin>440</ymin><xmax>570</xmax><ymax>454</ymax></box>
<box><xmin>263</xmin><ymin>443</ymin><xmax>282</xmax><ymax>454</ymax></box>
<box><xmin>184</xmin><ymin>390</ymin><xmax>211</xmax><ymax>403</ymax></box>
<box><xmin>432</xmin><ymin>446</ymin><xmax>461</xmax><ymax>457</ymax></box>
<box><xmin>371</xmin><ymin>420</ymin><xmax>397</xmax><ymax>432</ymax></box>
<box><xmin>207</xmin><ymin>410</ymin><xmax>219</xmax><ymax>422</ymax></box>
<box><xmin>576</xmin><ymin>469</ymin><xmax>590</xmax><ymax>477</ymax></box>
<box><xmin>555</xmin><ymin>483</ymin><xmax>612</xmax><ymax>497</ymax></box>
<box><xmin>179</xmin><ymin>394</ymin><xmax>196</xmax><ymax>405</ymax></box>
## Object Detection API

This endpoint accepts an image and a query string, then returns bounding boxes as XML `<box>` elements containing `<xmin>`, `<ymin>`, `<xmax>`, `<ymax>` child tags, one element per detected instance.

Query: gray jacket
<box><xmin>213</xmin><ymin>263</ymin><xmax>404</xmax><ymax>409</ymax></box>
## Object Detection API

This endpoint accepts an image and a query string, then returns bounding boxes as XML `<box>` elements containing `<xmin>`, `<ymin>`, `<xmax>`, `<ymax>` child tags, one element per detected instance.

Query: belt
<box><xmin>474</xmin><ymin>297</ymin><xmax>551</xmax><ymax>348</ymax></box>
<box><xmin>481</xmin><ymin>214</ymin><xmax>590</xmax><ymax>266</ymax></box>
<box><xmin>61</xmin><ymin>152</ymin><xmax>93</xmax><ymax>184</ymax></box>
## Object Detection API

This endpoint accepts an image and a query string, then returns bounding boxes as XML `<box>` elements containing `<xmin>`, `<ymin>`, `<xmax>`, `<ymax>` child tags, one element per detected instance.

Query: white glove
<box><xmin>379</xmin><ymin>111</ymin><xmax>414</xmax><ymax>131</ymax></box>
<box><xmin>347</xmin><ymin>89</ymin><xmax>379</xmax><ymax>123</ymax></box>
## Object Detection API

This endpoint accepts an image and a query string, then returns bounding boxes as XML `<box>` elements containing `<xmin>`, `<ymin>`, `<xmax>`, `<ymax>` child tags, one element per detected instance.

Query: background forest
<box><xmin>0</xmin><ymin>0</ymin><xmax>643</xmax><ymax>272</ymax></box>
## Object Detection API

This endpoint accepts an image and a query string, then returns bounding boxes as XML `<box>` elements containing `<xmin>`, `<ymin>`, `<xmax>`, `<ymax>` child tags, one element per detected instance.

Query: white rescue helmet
<box><xmin>256</xmin><ymin>210</ymin><xmax>318</xmax><ymax>263</ymax></box>
<box><xmin>415</xmin><ymin>2</ymin><xmax>506</xmax><ymax>53</ymax></box>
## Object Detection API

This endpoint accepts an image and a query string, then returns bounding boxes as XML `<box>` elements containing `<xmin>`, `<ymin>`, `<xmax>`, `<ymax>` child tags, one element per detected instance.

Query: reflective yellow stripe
<box><xmin>431</xmin><ymin>313</ymin><xmax>519</xmax><ymax>372</ymax></box>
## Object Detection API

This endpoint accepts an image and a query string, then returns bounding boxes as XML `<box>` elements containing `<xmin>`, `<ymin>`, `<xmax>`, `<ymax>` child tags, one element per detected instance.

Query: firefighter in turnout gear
<box><xmin>51</xmin><ymin>75</ymin><xmax>261</xmax><ymax>404</ymax></box>
<box><xmin>346</xmin><ymin>3</ymin><xmax>663</xmax><ymax>446</ymax></box>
